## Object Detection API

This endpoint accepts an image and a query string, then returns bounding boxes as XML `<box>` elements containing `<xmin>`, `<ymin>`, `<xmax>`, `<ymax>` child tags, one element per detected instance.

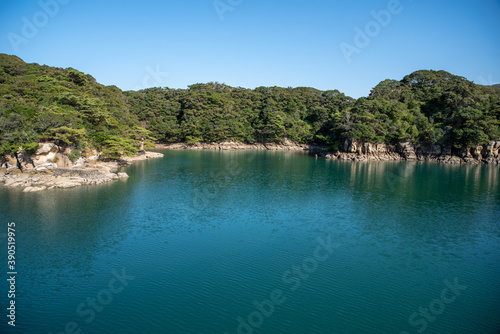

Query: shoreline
<box><xmin>2</xmin><ymin>139</ymin><xmax>498</xmax><ymax>193</ymax></box>
<box><xmin>0</xmin><ymin>151</ymin><xmax>164</xmax><ymax>192</ymax></box>
<box><xmin>155</xmin><ymin>142</ymin><xmax>326</xmax><ymax>152</ymax></box>
<box><xmin>156</xmin><ymin>141</ymin><xmax>500</xmax><ymax>165</ymax></box>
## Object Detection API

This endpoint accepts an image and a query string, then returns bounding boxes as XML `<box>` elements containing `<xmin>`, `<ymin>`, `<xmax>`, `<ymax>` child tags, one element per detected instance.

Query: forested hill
<box><xmin>126</xmin><ymin>75</ymin><xmax>500</xmax><ymax>150</ymax></box>
<box><xmin>1</xmin><ymin>54</ymin><xmax>499</xmax><ymax>160</ymax></box>
<box><xmin>0</xmin><ymin>54</ymin><xmax>152</xmax><ymax>159</ymax></box>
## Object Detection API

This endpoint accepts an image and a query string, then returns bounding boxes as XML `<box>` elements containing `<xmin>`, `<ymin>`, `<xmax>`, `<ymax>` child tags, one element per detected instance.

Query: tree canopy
<box><xmin>0</xmin><ymin>54</ymin><xmax>153</xmax><ymax>159</ymax></box>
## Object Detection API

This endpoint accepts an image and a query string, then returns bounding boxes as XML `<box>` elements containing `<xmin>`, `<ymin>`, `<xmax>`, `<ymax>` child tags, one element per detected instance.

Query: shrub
<box><xmin>68</xmin><ymin>148</ymin><xmax>81</xmax><ymax>163</ymax></box>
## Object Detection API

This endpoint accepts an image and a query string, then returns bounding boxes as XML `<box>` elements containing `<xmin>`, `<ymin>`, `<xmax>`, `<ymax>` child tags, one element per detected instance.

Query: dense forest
<box><xmin>1</xmin><ymin>54</ymin><xmax>499</xmax><ymax>160</ymax></box>
<box><xmin>0</xmin><ymin>54</ymin><xmax>152</xmax><ymax>159</ymax></box>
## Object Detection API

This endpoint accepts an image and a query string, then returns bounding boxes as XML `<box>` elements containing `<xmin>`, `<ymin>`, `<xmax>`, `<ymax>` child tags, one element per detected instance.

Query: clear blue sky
<box><xmin>1</xmin><ymin>0</ymin><xmax>499</xmax><ymax>98</ymax></box>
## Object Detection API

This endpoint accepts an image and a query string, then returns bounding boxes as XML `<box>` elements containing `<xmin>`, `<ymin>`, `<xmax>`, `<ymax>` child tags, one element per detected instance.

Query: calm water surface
<box><xmin>1</xmin><ymin>150</ymin><xmax>499</xmax><ymax>334</ymax></box>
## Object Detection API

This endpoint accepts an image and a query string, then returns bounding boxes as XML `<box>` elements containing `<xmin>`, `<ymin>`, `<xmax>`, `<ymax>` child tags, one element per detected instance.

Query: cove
<box><xmin>0</xmin><ymin>150</ymin><xmax>499</xmax><ymax>334</ymax></box>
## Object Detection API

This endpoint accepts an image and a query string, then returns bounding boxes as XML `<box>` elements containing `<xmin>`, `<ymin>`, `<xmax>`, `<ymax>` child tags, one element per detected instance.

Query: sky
<box><xmin>0</xmin><ymin>0</ymin><xmax>499</xmax><ymax>98</ymax></box>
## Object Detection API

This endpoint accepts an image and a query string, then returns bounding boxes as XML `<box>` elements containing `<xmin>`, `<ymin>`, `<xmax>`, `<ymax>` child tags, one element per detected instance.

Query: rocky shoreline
<box><xmin>0</xmin><ymin>144</ymin><xmax>163</xmax><ymax>192</ymax></box>
<box><xmin>2</xmin><ymin>139</ymin><xmax>497</xmax><ymax>193</ymax></box>
<box><xmin>156</xmin><ymin>139</ymin><xmax>500</xmax><ymax>165</ymax></box>
<box><xmin>155</xmin><ymin>141</ymin><xmax>326</xmax><ymax>152</ymax></box>
<box><xmin>323</xmin><ymin>140</ymin><xmax>500</xmax><ymax>164</ymax></box>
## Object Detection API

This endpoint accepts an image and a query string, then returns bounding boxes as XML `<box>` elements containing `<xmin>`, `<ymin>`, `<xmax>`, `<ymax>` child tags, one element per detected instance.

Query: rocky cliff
<box><xmin>321</xmin><ymin>139</ymin><xmax>500</xmax><ymax>164</ymax></box>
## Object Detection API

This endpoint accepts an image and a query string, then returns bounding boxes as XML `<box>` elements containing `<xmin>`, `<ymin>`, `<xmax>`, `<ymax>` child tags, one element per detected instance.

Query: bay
<box><xmin>1</xmin><ymin>150</ymin><xmax>499</xmax><ymax>334</ymax></box>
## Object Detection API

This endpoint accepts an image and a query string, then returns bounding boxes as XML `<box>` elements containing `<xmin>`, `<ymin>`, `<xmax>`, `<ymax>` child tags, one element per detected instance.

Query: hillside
<box><xmin>0</xmin><ymin>54</ymin><xmax>152</xmax><ymax>160</ymax></box>
<box><xmin>1</xmin><ymin>54</ymin><xmax>499</xmax><ymax>163</ymax></box>
<box><xmin>126</xmin><ymin>70</ymin><xmax>500</xmax><ymax>151</ymax></box>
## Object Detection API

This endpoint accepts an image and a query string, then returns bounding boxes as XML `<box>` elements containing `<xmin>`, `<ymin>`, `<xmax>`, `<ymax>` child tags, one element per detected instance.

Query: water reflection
<box><xmin>0</xmin><ymin>151</ymin><xmax>499</xmax><ymax>334</ymax></box>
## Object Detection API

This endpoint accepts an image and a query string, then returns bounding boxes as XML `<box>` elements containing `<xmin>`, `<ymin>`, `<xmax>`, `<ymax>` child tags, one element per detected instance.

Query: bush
<box><xmin>68</xmin><ymin>148</ymin><xmax>81</xmax><ymax>163</ymax></box>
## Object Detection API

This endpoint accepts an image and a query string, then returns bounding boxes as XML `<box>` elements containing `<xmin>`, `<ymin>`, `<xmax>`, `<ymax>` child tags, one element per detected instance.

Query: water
<box><xmin>1</xmin><ymin>150</ymin><xmax>499</xmax><ymax>334</ymax></box>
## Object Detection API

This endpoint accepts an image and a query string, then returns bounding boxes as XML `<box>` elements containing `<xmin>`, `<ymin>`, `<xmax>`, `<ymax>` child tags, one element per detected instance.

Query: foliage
<box><xmin>68</xmin><ymin>148</ymin><xmax>81</xmax><ymax>163</ymax></box>
<box><xmin>0</xmin><ymin>54</ymin><xmax>150</xmax><ymax>158</ymax></box>
<box><xmin>125</xmin><ymin>84</ymin><xmax>355</xmax><ymax>145</ymax></box>
<box><xmin>126</xmin><ymin>71</ymin><xmax>499</xmax><ymax>150</ymax></box>
<box><xmin>1</xmin><ymin>54</ymin><xmax>499</xmax><ymax>159</ymax></box>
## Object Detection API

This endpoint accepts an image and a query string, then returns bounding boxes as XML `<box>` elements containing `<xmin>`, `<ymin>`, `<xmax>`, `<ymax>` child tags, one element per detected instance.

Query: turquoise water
<box><xmin>1</xmin><ymin>150</ymin><xmax>499</xmax><ymax>334</ymax></box>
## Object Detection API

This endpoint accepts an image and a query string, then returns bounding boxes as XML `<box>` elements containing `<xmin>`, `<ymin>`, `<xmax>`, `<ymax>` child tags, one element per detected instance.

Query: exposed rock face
<box><xmin>158</xmin><ymin>140</ymin><xmax>500</xmax><ymax>165</ymax></box>
<box><xmin>0</xmin><ymin>145</ymin><xmax>164</xmax><ymax>192</ymax></box>
<box><xmin>482</xmin><ymin>141</ymin><xmax>500</xmax><ymax>164</ymax></box>
<box><xmin>324</xmin><ymin>139</ymin><xmax>500</xmax><ymax>164</ymax></box>
<box><xmin>398</xmin><ymin>142</ymin><xmax>417</xmax><ymax>160</ymax></box>
<box><xmin>0</xmin><ymin>143</ymin><xmax>75</xmax><ymax>170</ymax></box>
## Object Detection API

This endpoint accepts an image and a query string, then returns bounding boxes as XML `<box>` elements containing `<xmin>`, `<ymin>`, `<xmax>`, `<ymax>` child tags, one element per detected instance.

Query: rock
<box><xmin>73</xmin><ymin>157</ymin><xmax>86</xmax><ymax>168</ymax></box>
<box><xmin>23</xmin><ymin>186</ymin><xmax>47</xmax><ymax>192</ymax></box>
<box><xmin>4</xmin><ymin>155</ymin><xmax>17</xmax><ymax>168</ymax></box>
<box><xmin>155</xmin><ymin>140</ymin><xmax>500</xmax><ymax>164</ymax></box>
<box><xmin>121</xmin><ymin>151</ymin><xmax>164</xmax><ymax>162</ymax></box>
<box><xmin>32</xmin><ymin>143</ymin><xmax>59</xmax><ymax>167</ymax></box>
<box><xmin>448</xmin><ymin>157</ymin><xmax>462</xmax><ymax>164</ymax></box>
<box><xmin>156</xmin><ymin>142</ymin><xmax>323</xmax><ymax>153</ymax></box>
<box><xmin>342</xmin><ymin>139</ymin><xmax>361</xmax><ymax>153</ymax></box>
<box><xmin>1</xmin><ymin>145</ymin><xmax>167</xmax><ymax>191</ymax></box>
<box><xmin>457</xmin><ymin>148</ymin><xmax>471</xmax><ymax>158</ymax></box>
<box><xmin>55</xmin><ymin>153</ymin><xmax>72</xmax><ymax>167</ymax></box>
<box><xmin>362</xmin><ymin>143</ymin><xmax>374</xmax><ymax>154</ymax></box>
<box><xmin>35</xmin><ymin>163</ymin><xmax>57</xmax><ymax>171</ymax></box>
<box><xmin>398</xmin><ymin>142</ymin><xmax>417</xmax><ymax>160</ymax></box>
<box><xmin>56</xmin><ymin>182</ymin><xmax>81</xmax><ymax>188</ymax></box>
<box><xmin>471</xmin><ymin>146</ymin><xmax>483</xmax><ymax>160</ymax></box>
<box><xmin>483</xmin><ymin>141</ymin><xmax>499</xmax><ymax>158</ymax></box>
<box><xmin>36</xmin><ymin>143</ymin><xmax>56</xmax><ymax>155</ymax></box>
